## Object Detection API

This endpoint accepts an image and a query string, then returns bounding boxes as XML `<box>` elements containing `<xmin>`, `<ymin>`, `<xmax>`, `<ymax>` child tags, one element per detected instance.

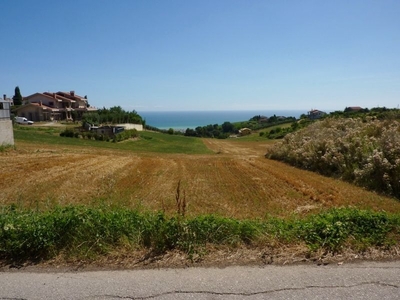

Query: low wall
<box><xmin>0</xmin><ymin>119</ymin><xmax>14</xmax><ymax>146</ymax></box>
<box><xmin>116</xmin><ymin>123</ymin><xmax>143</xmax><ymax>131</ymax></box>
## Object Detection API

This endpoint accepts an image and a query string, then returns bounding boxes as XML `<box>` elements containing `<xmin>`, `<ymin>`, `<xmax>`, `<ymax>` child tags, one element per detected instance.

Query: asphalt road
<box><xmin>0</xmin><ymin>261</ymin><xmax>399</xmax><ymax>299</ymax></box>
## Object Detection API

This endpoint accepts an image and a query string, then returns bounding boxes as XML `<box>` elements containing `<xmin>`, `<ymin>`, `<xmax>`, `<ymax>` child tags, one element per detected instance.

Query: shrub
<box><xmin>266</xmin><ymin>118</ymin><xmax>400</xmax><ymax>198</ymax></box>
<box><xmin>59</xmin><ymin>129</ymin><xmax>75</xmax><ymax>138</ymax></box>
<box><xmin>296</xmin><ymin>208</ymin><xmax>397</xmax><ymax>251</ymax></box>
<box><xmin>113</xmin><ymin>129</ymin><xmax>138</xmax><ymax>143</ymax></box>
<box><xmin>0</xmin><ymin>206</ymin><xmax>398</xmax><ymax>261</ymax></box>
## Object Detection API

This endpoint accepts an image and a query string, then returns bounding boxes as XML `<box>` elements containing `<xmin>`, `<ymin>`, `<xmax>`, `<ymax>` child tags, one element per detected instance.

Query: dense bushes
<box><xmin>81</xmin><ymin>106</ymin><xmax>143</xmax><ymax>125</ymax></box>
<box><xmin>183</xmin><ymin>116</ymin><xmax>297</xmax><ymax>139</ymax></box>
<box><xmin>112</xmin><ymin>129</ymin><xmax>138</xmax><ymax>142</ymax></box>
<box><xmin>298</xmin><ymin>208</ymin><xmax>396</xmax><ymax>251</ymax></box>
<box><xmin>266</xmin><ymin>118</ymin><xmax>400</xmax><ymax>198</ymax></box>
<box><xmin>0</xmin><ymin>206</ymin><xmax>398</xmax><ymax>261</ymax></box>
<box><xmin>60</xmin><ymin>129</ymin><xmax>138</xmax><ymax>143</ymax></box>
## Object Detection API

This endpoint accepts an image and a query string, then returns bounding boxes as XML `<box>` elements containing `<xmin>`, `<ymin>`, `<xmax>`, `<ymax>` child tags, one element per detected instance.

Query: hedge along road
<box><xmin>1</xmin><ymin>261</ymin><xmax>399</xmax><ymax>299</ymax></box>
<box><xmin>1</xmin><ymin>134</ymin><xmax>400</xmax><ymax>218</ymax></box>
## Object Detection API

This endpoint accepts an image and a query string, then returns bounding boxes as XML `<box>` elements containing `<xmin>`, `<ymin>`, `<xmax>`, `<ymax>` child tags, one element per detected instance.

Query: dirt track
<box><xmin>1</xmin><ymin>138</ymin><xmax>399</xmax><ymax>218</ymax></box>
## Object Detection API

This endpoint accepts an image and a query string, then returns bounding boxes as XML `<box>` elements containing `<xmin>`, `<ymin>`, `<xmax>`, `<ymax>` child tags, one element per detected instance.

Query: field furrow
<box><xmin>1</xmin><ymin>138</ymin><xmax>399</xmax><ymax>218</ymax></box>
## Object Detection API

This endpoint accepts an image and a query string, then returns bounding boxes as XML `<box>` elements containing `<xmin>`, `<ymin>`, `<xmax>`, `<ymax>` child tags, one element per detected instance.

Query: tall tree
<box><xmin>12</xmin><ymin>86</ymin><xmax>23</xmax><ymax>106</ymax></box>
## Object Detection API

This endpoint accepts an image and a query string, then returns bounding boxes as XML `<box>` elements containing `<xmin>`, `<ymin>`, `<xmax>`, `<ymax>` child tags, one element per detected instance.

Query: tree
<box><xmin>13</xmin><ymin>86</ymin><xmax>23</xmax><ymax>106</ymax></box>
<box><xmin>221</xmin><ymin>121</ymin><xmax>234</xmax><ymax>133</ymax></box>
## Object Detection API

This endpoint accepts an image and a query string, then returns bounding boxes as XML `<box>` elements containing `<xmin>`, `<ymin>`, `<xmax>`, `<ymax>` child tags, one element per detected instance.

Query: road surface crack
<box><xmin>94</xmin><ymin>280</ymin><xmax>399</xmax><ymax>299</ymax></box>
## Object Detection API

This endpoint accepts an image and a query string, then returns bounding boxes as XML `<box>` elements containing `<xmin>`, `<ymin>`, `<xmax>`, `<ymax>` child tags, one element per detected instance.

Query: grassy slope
<box><xmin>13</xmin><ymin>127</ymin><xmax>212</xmax><ymax>154</ymax></box>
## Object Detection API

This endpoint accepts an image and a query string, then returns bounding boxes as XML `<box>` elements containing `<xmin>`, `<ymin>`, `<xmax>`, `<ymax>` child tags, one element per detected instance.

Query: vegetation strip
<box><xmin>267</xmin><ymin>117</ymin><xmax>400</xmax><ymax>199</ymax></box>
<box><xmin>1</xmin><ymin>206</ymin><xmax>399</xmax><ymax>262</ymax></box>
<box><xmin>13</xmin><ymin>127</ymin><xmax>212</xmax><ymax>154</ymax></box>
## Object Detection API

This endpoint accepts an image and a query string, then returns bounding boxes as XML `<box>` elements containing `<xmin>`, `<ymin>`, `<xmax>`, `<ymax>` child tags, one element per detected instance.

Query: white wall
<box><xmin>116</xmin><ymin>123</ymin><xmax>143</xmax><ymax>131</ymax></box>
<box><xmin>0</xmin><ymin>120</ymin><xmax>14</xmax><ymax>146</ymax></box>
<box><xmin>28</xmin><ymin>94</ymin><xmax>59</xmax><ymax>108</ymax></box>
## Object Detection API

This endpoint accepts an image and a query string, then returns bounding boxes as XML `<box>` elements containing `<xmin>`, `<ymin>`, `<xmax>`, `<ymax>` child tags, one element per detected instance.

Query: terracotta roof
<box><xmin>57</xmin><ymin>91</ymin><xmax>86</xmax><ymax>100</ymax></box>
<box><xmin>15</xmin><ymin>102</ymin><xmax>60</xmax><ymax>112</ymax></box>
<box><xmin>43</xmin><ymin>92</ymin><xmax>76</xmax><ymax>103</ymax></box>
<box><xmin>24</xmin><ymin>92</ymin><xmax>54</xmax><ymax>100</ymax></box>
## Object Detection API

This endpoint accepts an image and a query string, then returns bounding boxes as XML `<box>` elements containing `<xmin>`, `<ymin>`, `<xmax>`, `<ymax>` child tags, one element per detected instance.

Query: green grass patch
<box><xmin>13</xmin><ymin>127</ymin><xmax>212</xmax><ymax>154</ymax></box>
<box><xmin>231</xmin><ymin>133</ymin><xmax>277</xmax><ymax>142</ymax></box>
<box><xmin>0</xmin><ymin>144</ymin><xmax>16</xmax><ymax>152</ymax></box>
<box><xmin>1</xmin><ymin>206</ymin><xmax>398</xmax><ymax>262</ymax></box>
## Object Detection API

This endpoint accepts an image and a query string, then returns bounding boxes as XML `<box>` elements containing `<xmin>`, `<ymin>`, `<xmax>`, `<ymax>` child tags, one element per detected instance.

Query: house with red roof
<box><xmin>308</xmin><ymin>109</ymin><xmax>326</xmax><ymax>120</ymax></box>
<box><xmin>15</xmin><ymin>91</ymin><xmax>97</xmax><ymax>122</ymax></box>
<box><xmin>344</xmin><ymin>106</ymin><xmax>363</xmax><ymax>112</ymax></box>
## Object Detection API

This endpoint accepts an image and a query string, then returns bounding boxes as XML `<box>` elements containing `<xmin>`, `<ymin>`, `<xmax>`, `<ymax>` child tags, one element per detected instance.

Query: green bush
<box><xmin>0</xmin><ymin>206</ymin><xmax>398</xmax><ymax>262</ymax></box>
<box><xmin>59</xmin><ymin>129</ymin><xmax>75</xmax><ymax>138</ymax></box>
<box><xmin>296</xmin><ymin>208</ymin><xmax>397</xmax><ymax>251</ymax></box>
<box><xmin>112</xmin><ymin>129</ymin><xmax>138</xmax><ymax>143</ymax></box>
<box><xmin>266</xmin><ymin>118</ymin><xmax>400</xmax><ymax>198</ymax></box>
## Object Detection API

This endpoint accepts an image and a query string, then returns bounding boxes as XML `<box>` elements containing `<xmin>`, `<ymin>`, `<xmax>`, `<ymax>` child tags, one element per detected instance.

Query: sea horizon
<box><xmin>138</xmin><ymin>110</ymin><xmax>308</xmax><ymax>130</ymax></box>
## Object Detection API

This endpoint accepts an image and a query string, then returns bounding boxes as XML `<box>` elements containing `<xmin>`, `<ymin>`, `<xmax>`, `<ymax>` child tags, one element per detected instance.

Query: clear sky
<box><xmin>1</xmin><ymin>0</ymin><xmax>399</xmax><ymax>112</ymax></box>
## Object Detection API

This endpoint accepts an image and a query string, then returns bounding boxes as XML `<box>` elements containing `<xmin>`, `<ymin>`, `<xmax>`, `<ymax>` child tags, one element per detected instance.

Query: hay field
<box><xmin>1</xmin><ymin>135</ymin><xmax>400</xmax><ymax>219</ymax></box>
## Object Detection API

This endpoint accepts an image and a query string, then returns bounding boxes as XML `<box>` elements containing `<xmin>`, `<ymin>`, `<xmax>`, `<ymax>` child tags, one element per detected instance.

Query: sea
<box><xmin>138</xmin><ymin>110</ymin><xmax>305</xmax><ymax>130</ymax></box>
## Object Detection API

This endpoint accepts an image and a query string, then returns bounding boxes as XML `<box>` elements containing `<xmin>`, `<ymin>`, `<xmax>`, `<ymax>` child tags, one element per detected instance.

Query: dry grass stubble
<box><xmin>1</xmin><ymin>139</ymin><xmax>400</xmax><ymax>268</ymax></box>
<box><xmin>1</xmin><ymin>139</ymin><xmax>400</xmax><ymax>218</ymax></box>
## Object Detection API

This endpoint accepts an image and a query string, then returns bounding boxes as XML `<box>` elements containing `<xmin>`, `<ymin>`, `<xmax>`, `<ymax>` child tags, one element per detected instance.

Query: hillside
<box><xmin>2</xmin><ymin>128</ymin><xmax>399</xmax><ymax>218</ymax></box>
<box><xmin>1</xmin><ymin>126</ymin><xmax>400</xmax><ymax>267</ymax></box>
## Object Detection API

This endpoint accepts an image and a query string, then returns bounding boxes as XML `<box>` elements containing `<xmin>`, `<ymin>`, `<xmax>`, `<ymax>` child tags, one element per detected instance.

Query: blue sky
<box><xmin>1</xmin><ymin>0</ymin><xmax>399</xmax><ymax>112</ymax></box>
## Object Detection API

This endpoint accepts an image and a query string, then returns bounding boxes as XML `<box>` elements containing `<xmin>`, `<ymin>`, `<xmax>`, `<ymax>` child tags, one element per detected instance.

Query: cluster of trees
<box><xmin>81</xmin><ymin>106</ymin><xmax>143</xmax><ymax>125</ymax></box>
<box><xmin>182</xmin><ymin>115</ymin><xmax>299</xmax><ymax>139</ymax></box>
<box><xmin>184</xmin><ymin>121</ymin><xmax>237</xmax><ymax>138</ymax></box>
<box><xmin>310</xmin><ymin>107</ymin><xmax>400</xmax><ymax>121</ymax></box>
<box><xmin>235</xmin><ymin>115</ymin><xmax>297</xmax><ymax>131</ymax></box>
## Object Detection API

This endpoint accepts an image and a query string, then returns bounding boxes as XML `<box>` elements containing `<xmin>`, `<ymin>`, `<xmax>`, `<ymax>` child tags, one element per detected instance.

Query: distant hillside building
<box><xmin>15</xmin><ymin>91</ymin><xmax>97</xmax><ymax>122</ymax></box>
<box><xmin>308</xmin><ymin>109</ymin><xmax>326</xmax><ymax>120</ymax></box>
<box><xmin>344</xmin><ymin>106</ymin><xmax>363</xmax><ymax>112</ymax></box>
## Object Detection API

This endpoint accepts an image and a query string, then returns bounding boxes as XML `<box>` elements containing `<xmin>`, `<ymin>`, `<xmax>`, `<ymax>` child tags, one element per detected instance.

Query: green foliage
<box><xmin>266</xmin><ymin>117</ymin><xmax>400</xmax><ymax>198</ymax></box>
<box><xmin>0</xmin><ymin>206</ymin><xmax>398</xmax><ymax>262</ymax></box>
<box><xmin>296</xmin><ymin>208</ymin><xmax>396</xmax><ymax>252</ymax></box>
<box><xmin>112</xmin><ymin>129</ymin><xmax>138</xmax><ymax>142</ymax></box>
<box><xmin>221</xmin><ymin>121</ymin><xmax>235</xmax><ymax>133</ymax></box>
<box><xmin>82</xmin><ymin>106</ymin><xmax>143</xmax><ymax>126</ymax></box>
<box><xmin>59</xmin><ymin>129</ymin><xmax>75</xmax><ymax>138</ymax></box>
<box><xmin>14</xmin><ymin>127</ymin><xmax>212</xmax><ymax>154</ymax></box>
<box><xmin>0</xmin><ymin>144</ymin><xmax>15</xmax><ymax>152</ymax></box>
<box><xmin>12</xmin><ymin>86</ymin><xmax>23</xmax><ymax>106</ymax></box>
<box><xmin>184</xmin><ymin>115</ymin><xmax>297</xmax><ymax>139</ymax></box>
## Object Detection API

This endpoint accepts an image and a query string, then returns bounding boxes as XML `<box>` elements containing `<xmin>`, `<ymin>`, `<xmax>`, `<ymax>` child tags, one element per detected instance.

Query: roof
<box><xmin>43</xmin><ymin>92</ymin><xmax>76</xmax><ymax>102</ymax></box>
<box><xmin>56</xmin><ymin>91</ymin><xmax>86</xmax><ymax>101</ymax></box>
<box><xmin>308</xmin><ymin>109</ymin><xmax>325</xmax><ymax>114</ymax></box>
<box><xmin>25</xmin><ymin>92</ymin><xmax>86</xmax><ymax>103</ymax></box>
<box><xmin>15</xmin><ymin>102</ymin><xmax>61</xmax><ymax>112</ymax></box>
<box><xmin>347</xmin><ymin>106</ymin><xmax>363</xmax><ymax>110</ymax></box>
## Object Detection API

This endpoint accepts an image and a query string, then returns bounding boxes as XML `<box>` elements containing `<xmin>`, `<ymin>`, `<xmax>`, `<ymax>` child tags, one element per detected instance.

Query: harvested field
<box><xmin>1</xmin><ymin>137</ymin><xmax>400</xmax><ymax>219</ymax></box>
